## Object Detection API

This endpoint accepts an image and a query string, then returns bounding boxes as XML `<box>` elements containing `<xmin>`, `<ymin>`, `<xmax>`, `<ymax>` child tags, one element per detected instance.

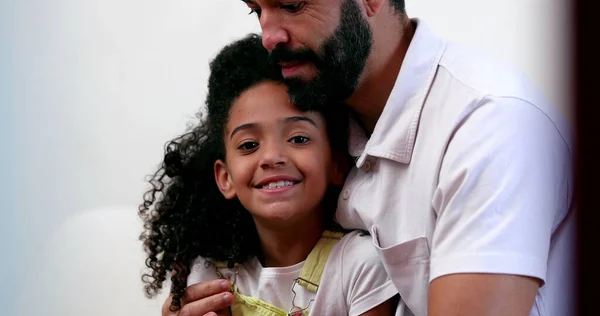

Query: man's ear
<box><xmin>362</xmin><ymin>0</ymin><xmax>385</xmax><ymax>17</ymax></box>
<box><xmin>330</xmin><ymin>151</ymin><xmax>353</xmax><ymax>186</ymax></box>
<box><xmin>214</xmin><ymin>160</ymin><xmax>237</xmax><ymax>199</ymax></box>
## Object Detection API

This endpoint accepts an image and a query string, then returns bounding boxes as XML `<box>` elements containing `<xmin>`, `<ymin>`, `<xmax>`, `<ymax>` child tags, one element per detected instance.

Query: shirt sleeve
<box><xmin>430</xmin><ymin>96</ymin><xmax>573</xmax><ymax>283</ymax></box>
<box><xmin>187</xmin><ymin>257</ymin><xmax>221</xmax><ymax>286</ymax></box>
<box><xmin>342</xmin><ymin>231</ymin><xmax>399</xmax><ymax>316</ymax></box>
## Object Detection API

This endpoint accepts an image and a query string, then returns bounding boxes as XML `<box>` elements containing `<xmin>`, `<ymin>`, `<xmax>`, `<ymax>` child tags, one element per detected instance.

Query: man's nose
<box><xmin>259</xmin><ymin>11</ymin><xmax>290</xmax><ymax>51</ymax></box>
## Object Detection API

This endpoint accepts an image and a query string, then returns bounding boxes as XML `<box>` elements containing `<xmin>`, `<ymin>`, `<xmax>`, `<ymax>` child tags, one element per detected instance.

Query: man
<box><xmin>164</xmin><ymin>0</ymin><xmax>574</xmax><ymax>315</ymax></box>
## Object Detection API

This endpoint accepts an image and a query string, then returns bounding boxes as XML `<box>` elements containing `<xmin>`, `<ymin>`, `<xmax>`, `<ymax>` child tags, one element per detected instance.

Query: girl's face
<box><xmin>214</xmin><ymin>81</ymin><xmax>343</xmax><ymax>230</ymax></box>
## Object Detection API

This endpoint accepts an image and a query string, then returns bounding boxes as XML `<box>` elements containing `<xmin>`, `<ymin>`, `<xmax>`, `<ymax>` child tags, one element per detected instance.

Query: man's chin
<box><xmin>282</xmin><ymin>75</ymin><xmax>312</xmax><ymax>85</ymax></box>
<box><xmin>285</xmin><ymin>84</ymin><xmax>328</xmax><ymax>112</ymax></box>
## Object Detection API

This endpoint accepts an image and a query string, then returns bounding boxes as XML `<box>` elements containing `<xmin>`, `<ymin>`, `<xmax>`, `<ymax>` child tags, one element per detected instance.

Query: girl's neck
<box><xmin>254</xmin><ymin>214</ymin><xmax>325</xmax><ymax>268</ymax></box>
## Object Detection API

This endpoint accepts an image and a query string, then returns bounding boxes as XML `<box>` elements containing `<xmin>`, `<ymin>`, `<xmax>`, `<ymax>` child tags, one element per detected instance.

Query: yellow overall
<box><xmin>215</xmin><ymin>231</ymin><xmax>344</xmax><ymax>316</ymax></box>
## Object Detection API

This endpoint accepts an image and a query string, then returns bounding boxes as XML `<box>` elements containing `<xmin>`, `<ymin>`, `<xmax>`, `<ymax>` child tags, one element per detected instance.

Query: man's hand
<box><xmin>162</xmin><ymin>279</ymin><xmax>234</xmax><ymax>316</ymax></box>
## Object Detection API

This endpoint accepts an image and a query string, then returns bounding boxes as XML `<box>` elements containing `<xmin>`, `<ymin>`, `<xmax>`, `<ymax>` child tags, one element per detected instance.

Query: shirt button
<box><xmin>363</xmin><ymin>160</ymin><xmax>372</xmax><ymax>172</ymax></box>
<box><xmin>342</xmin><ymin>189</ymin><xmax>350</xmax><ymax>200</ymax></box>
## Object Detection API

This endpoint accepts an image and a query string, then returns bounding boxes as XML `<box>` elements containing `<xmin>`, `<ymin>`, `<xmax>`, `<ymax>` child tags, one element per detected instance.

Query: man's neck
<box><xmin>347</xmin><ymin>17</ymin><xmax>415</xmax><ymax>135</ymax></box>
<box><xmin>254</xmin><ymin>214</ymin><xmax>324</xmax><ymax>268</ymax></box>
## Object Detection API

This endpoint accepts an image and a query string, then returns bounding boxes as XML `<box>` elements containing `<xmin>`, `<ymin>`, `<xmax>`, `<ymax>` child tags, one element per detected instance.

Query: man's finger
<box><xmin>162</xmin><ymin>294</ymin><xmax>176</xmax><ymax>316</ymax></box>
<box><xmin>179</xmin><ymin>292</ymin><xmax>234</xmax><ymax>316</ymax></box>
<box><xmin>182</xmin><ymin>279</ymin><xmax>232</xmax><ymax>304</ymax></box>
<box><xmin>202</xmin><ymin>312</ymin><xmax>227</xmax><ymax>316</ymax></box>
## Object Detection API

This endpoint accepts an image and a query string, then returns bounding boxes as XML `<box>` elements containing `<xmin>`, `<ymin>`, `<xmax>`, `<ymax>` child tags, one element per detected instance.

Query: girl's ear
<box><xmin>214</xmin><ymin>160</ymin><xmax>237</xmax><ymax>199</ymax></box>
<box><xmin>330</xmin><ymin>151</ymin><xmax>352</xmax><ymax>186</ymax></box>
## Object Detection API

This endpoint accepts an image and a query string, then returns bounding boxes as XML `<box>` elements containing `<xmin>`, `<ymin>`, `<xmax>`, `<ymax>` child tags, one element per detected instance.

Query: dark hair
<box><xmin>389</xmin><ymin>0</ymin><xmax>406</xmax><ymax>13</ymax></box>
<box><xmin>138</xmin><ymin>33</ymin><xmax>350</xmax><ymax>312</ymax></box>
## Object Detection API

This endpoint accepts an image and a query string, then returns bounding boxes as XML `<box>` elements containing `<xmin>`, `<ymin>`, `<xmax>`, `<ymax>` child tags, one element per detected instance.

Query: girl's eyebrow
<box><xmin>283</xmin><ymin>116</ymin><xmax>318</xmax><ymax>127</ymax></box>
<box><xmin>230</xmin><ymin>122</ymin><xmax>257</xmax><ymax>140</ymax></box>
<box><xmin>229</xmin><ymin>116</ymin><xmax>317</xmax><ymax>140</ymax></box>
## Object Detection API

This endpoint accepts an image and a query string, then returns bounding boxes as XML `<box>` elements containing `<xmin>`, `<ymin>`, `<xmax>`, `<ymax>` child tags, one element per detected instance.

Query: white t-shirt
<box><xmin>335</xmin><ymin>18</ymin><xmax>574</xmax><ymax>316</ymax></box>
<box><xmin>187</xmin><ymin>230</ymin><xmax>398</xmax><ymax>315</ymax></box>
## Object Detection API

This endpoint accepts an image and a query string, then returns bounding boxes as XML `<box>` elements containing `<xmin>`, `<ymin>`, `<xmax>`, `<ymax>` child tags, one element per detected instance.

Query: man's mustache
<box><xmin>268</xmin><ymin>46</ymin><xmax>321</xmax><ymax>66</ymax></box>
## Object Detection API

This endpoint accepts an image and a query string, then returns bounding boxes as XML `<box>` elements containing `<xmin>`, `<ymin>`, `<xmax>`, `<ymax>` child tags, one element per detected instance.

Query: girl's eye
<box><xmin>281</xmin><ymin>2</ymin><xmax>304</xmax><ymax>13</ymax></box>
<box><xmin>238</xmin><ymin>141</ymin><xmax>259</xmax><ymax>151</ymax></box>
<box><xmin>289</xmin><ymin>136</ymin><xmax>310</xmax><ymax>144</ymax></box>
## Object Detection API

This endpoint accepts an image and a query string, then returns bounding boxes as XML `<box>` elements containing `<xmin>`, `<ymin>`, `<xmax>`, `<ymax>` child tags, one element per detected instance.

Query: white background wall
<box><xmin>1</xmin><ymin>0</ymin><xmax>572</xmax><ymax>315</ymax></box>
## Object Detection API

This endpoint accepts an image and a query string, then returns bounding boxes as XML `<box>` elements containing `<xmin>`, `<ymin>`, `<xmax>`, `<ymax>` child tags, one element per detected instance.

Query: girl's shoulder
<box><xmin>315</xmin><ymin>230</ymin><xmax>397</xmax><ymax>315</ymax></box>
<box><xmin>187</xmin><ymin>256</ymin><xmax>241</xmax><ymax>286</ymax></box>
<box><xmin>187</xmin><ymin>257</ymin><xmax>219</xmax><ymax>286</ymax></box>
<box><xmin>325</xmin><ymin>229</ymin><xmax>387</xmax><ymax>281</ymax></box>
<box><xmin>335</xmin><ymin>229</ymin><xmax>379</xmax><ymax>264</ymax></box>
<box><xmin>187</xmin><ymin>256</ymin><xmax>265</xmax><ymax>287</ymax></box>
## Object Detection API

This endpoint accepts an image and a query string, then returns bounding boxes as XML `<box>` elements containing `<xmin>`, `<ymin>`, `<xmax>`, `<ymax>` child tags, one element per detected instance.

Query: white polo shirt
<box><xmin>335</xmin><ymin>18</ymin><xmax>575</xmax><ymax>316</ymax></box>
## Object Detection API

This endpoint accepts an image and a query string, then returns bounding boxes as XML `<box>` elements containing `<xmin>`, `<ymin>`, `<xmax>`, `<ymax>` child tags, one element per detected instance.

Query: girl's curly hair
<box><xmin>138</xmin><ymin>33</ymin><xmax>350</xmax><ymax>312</ymax></box>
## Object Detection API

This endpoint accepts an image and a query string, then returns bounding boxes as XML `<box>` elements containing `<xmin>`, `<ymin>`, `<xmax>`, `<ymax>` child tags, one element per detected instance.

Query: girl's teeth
<box><xmin>263</xmin><ymin>181</ymin><xmax>294</xmax><ymax>189</ymax></box>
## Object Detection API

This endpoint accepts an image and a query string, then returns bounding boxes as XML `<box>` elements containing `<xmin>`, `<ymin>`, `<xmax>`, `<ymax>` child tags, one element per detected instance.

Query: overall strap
<box><xmin>296</xmin><ymin>230</ymin><xmax>345</xmax><ymax>293</ymax></box>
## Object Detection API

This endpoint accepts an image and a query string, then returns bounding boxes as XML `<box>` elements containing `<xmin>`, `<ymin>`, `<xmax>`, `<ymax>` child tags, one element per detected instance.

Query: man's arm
<box><xmin>428</xmin><ymin>96</ymin><xmax>572</xmax><ymax>315</ymax></box>
<box><xmin>429</xmin><ymin>274</ymin><xmax>539</xmax><ymax>316</ymax></box>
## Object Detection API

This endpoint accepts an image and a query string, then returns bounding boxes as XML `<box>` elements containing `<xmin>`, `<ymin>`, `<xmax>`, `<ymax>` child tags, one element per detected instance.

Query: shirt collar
<box><xmin>348</xmin><ymin>18</ymin><xmax>446</xmax><ymax>167</ymax></box>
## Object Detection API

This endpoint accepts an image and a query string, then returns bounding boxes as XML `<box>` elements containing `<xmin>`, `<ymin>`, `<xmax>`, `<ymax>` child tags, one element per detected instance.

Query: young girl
<box><xmin>139</xmin><ymin>34</ymin><xmax>398</xmax><ymax>315</ymax></box>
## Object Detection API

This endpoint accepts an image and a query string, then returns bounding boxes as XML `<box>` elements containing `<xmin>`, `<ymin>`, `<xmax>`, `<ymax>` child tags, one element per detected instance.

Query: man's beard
<box><xmin>268</xmin><ymin>0</ymin><xmax>373</xmax><ymax>112</ymax></box>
